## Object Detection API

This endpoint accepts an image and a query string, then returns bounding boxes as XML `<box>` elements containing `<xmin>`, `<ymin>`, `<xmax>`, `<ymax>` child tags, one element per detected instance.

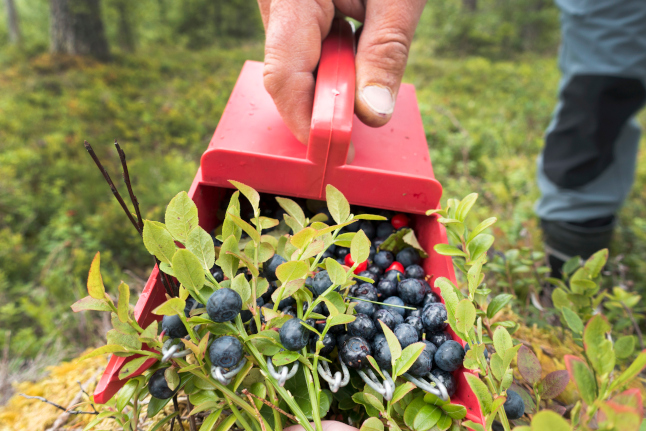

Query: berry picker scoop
<box><xmin>93</xmin><ymin>18</ymin><xmax>485</xmax><ymax>427</ymax></box>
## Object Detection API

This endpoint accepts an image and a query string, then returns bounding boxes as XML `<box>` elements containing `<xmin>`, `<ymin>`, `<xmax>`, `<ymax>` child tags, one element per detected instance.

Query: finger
<box><xmin>256</xmin><ymin>0</ymin><xmax>271</xmax><ymax>29</ymax></box>
<box><xmin>354</xmin><ymin>0</ymin><xmax>426</xmax><ymax>127</ymax></box>
<box><xmin>285</xmin><ymin>420</ymin><xmax>359</xmax><ymax>431</ymax></box>
<box><xmin>263</xmin><ymin>0</ymin><xmax>335</xmax><ymax>144</ymax></box>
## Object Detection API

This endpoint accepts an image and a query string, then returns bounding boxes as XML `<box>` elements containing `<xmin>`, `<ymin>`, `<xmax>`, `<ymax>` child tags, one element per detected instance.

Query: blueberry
<box><xmin>397</xmin><ymin>279</ymin><xmax>425</xmax><ymax>305</ymax></box>
<box><xmin>422</xmin><ymin>340</ymin><xmax>438</xmax><ymax>359</ymax></box>
<box><xmin>392</xmin><ymin>311</ymin><xmax>405</xmax><ymax>326</ymax></box>
<box><xmin>376</xmin><ymin>222</ymin><xmax>394</xmax><ymax>239</ymax></box>
<box><xmin>209</xmin><ymin>336</ymin><xmax>244</xmax><ymax>368</ymax></box>
<box><xmin>311</xmin><ymin>271</ymin><xmax>333</xmax><ymax>296</ymax></box>
<box><xmin>207</xmin><ymin>288</ymin><xmax>242</xmax><ymax>323</ymax></box>
<box><xmin>406</xmin><ymin>307</ymin><xmax>422</xmax><ymax>319</ymax></box>
<box><xmin>348</xmin><ymin>314</ymin><xmax>377</xmax><ymax>340</ymax></box>
<box><xmin>420</xmin><ymin>280</ymin><xmax>432</xmax><ymax>294</ymax></box>
<box><xmin>404</xmin><ymin>264</ymin><xmax>425</xmax><ymax>280</ymax></box>
<box><xmin>310</xmin><ymin>332</ymin><xmax>336</xmax><ymax>356</ymax></box>
<box><xmin>162</xmin><ymin>315</ymin><xmax>188</xmax><ymax>339</ymax></box>
<box><xmin>431</xmin><ymin>369</ymin><xmax>456</xmax><ymax>397</ymax></box>
<box><xmin>383</xmin><ymin>270</ymin><xmax>404</xmax><ymax>283</ymax></box>
<box><xmin>357</xmin><ymin>270</ymin><xmax>380</xmax><ymax>283</ymax></box>
<box><xmin>277</xmin><ymin>296</ymin><xmax>296</xmax><ymax>310</ymax></box>
<box><xmin>279</xmin><ymin>318</ymin><xmax>312</xmax><ymax>351</ymax></box>
<box><xmin>376</xmin><ymin>279</ymin><xmax>398</xmax><ymax>298</ymax></box>
<box><xmin>282</xmin><ymin>306</ymin><xmax>297</xmax><ymax>318</ymax></box>
<box><xmin>373</xmin><ymin>309</ymin><xmax>397</xmax><ymax>333</ymax></box>
<box><xmin>321</xmin><ymin>250</ymin><xmax>335</xmax><ymax>260</ymax></box>
<box><xmin>374</xmin><ymin>251</ymin><xmax>395</xmax><ymax>269</ymax></box>
<box><xmin>240</xmin><ymin>297</ymin><xmax>264</xmax><ymax>323</ymax></box>
<box><xmin>408</xmin><ymin>349</ymin><xmax>433</xmax><ymax>377</ymax></box>
<box><xmin>335</xmin><ymin>247</ymin><xmax>350</xmax><ymax>259</ymax></box>
<box><xmin>350</xmin><ymin>283</ymin><xmax>379</xmax><ymax>301</ymax></box>
<box><xmin>503</xmin><ymin>390</ymin><xmax>525</xmax><ymax>420</ymax></box>
<box><xmin>359</xmin><ymin>221</ymin><xmax>375</xmax><ymax>240</ymax></box>
<box><xmin>336</xmin><ymin>258</ymin><xmax>346</xmax><ymax>266</ymax></box>
<box><xmin>261</xmin><ymin>282</ymin><xmax>277</xmax><ymax>303</ymax></box>
<box><xmin>405</xmin><ymin>316</ymin><xmax>424</xmax><ymax>336</ymax></box>
<box><xmin>394</xmin><ymin>323</ymin><xmax>419</xmax><ymax>348</ymax></box>
<box><xmin>368</xmin><ymin>246</ymin><xmax>376</xmax><ymax>262</ymax></box>
<box><xmin>367</xmin><ymin>264</ymin><xmax>383</xmax><ymax>276</ymax></box>
<box><xmin>345</xmin><ymin>222</ymin><xmax>360</xmax><ymax>233</ymax></box>
<box><xmin>372</xmin><ymin>333</ymin><xmax>387</xmax><ymax>350</ymax></box>
<box><xmin>336</xmin><ymin>333</ymin><xmax>350</xmax><ymax>349</ymax></box>
<box><xmin>380</xmin><ymin>296</ymin><xmax>406</xmax><ymax>317</ymax></box>
<box><xmin>351</xmin><ymin>297</ymin><xmax>376</xmax><ymax>317</ymax></box>
<box><xmin>340</xmin><ymin>336</ymin><xmax>371</xmax><ymax>369</ymax></box>
<box><xmin>428</xmin><ymin>331</ymin><xmax>452</xmax><ymax>348</ymax></box>
<box><xmin>373</xmin><ymin>238</ymin><xmax>385</xmax><ymax>249</ymax></box>
<box><xmin>211</xmin><ymin>265</ymin><xmax>225</xmax><ymax>283</ymax></box>
<box><xmin>396</xmin><ymin>247</ymin><xmax>420</xmax><ymax>268</ymax></box>
<box><xmin>148</xmin><ymin>368</ymin><xmax>178</xmax><ymax>399</ymax></box>
<box><xmin>422</xmin><ymin>292</ymin><xmax>441</xmax><ymax>306</ymax></box>
<box><xmin>434</xmin><ymin>340</ymin><xmax>465</xmax><ymax>372</ymax></box>
<box><xmin>421</xmin><ymin>303</ymin><xmax>448</xmax><ymax>333</ymax></box>
<box><xmin>373</xmin><ymin>339</ymin><xmax>392</xmax><ymax>370</ymax></box>
<box><xmin>184</xmin><ymin>297</ymin><xmax>205</xmax><ymax>318</ymax></box>
<box><xmin>464</xmin><ymin>342</ymin><xmax>489</xmax><ymax>360</ymax></box>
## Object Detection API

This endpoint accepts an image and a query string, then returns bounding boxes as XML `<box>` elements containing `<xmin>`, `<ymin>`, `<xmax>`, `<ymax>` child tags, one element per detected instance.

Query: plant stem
<box><xmin>227</xmin><ymin>399</ymin><xmax>255</xmax><ymax>431</ymax></box>
<box><xmin>303</xmin><ymin>365</ymin><xmax>322</xmax><ymax>431</ymax></box>
<box><xmin>265</xmin><ymin>383</ymin><xmax>285</xmax><ymax>431</ymax></box>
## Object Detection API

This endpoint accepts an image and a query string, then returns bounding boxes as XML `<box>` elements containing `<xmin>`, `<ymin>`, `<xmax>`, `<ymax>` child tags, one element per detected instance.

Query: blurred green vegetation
<box><xmin>0</xmin><ymin>0</ymin><xmax>644</xmax><ymax>365</ymax></box>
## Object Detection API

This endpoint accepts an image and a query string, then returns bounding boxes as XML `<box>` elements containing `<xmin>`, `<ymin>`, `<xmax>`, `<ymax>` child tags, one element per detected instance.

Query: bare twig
<box><xmin>244</xmin><ymin>390</ymin><xmax>267</xmax><ymax>431</ymax></box>
<box><xmin>115</xmin><ymin>140</ymin><xmax>144</xmax><ymax>231</ymax></box>
<box><xmin>241</xmin><ymin>388</ymin><xmax>297</xmax><ymax>421</ymax></box>
<box><xmin>621</xmin><ymin>301</ymin><xmax>645</xmax><ymax>350</ymax></box>
<box><xmin>186</xmin><ymin>399</ymin><xmax>198</xmax><ymax>431</ymax></box>
<box><xmin>173</xmin><ymin>395</ymin><xmax>186</xmax><ymax>431</ymax></box>
<box><xmin>76</xmin><ymin>380</ymin><xmax>98</xmax><ymax>413</ymax></box>
<box><xmin>20</xmin><ymin>394</ymin><xmax>98</xmax><ymax>414</ymax></box>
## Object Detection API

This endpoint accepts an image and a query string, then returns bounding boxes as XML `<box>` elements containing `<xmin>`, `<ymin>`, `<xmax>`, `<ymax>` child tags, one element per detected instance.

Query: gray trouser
<box><xmin>535</xmin><ymin>0</ymin><xmax>646</xmax><ymax>222</ymax></box>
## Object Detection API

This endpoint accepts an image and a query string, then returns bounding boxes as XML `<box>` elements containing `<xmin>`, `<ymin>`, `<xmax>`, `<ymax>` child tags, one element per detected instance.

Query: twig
<box><xmin>20</xmin><ymin>394</ymin><xmax>98</xmax><ymax>414</ymax></box>
<box><xmin>243</xmin><ymin>390</ymin><xmax>267</xmax><ymax>431</ymax></box>
<box><xmin>76</xmin><ymin>380</ymin><xmax>98</xmax><ymax>413</ymax></box>
<box><xmin>621</xmin><ymin>301</ymin><xmax>645</xmax><ymax>350</ymax></box>
<box><xmin>241</xmin><ymin>389</ymin><xmax>297</xmax><ymax>421</ymax></box>
<box><xmin>115</xmin><ymin>140</ymin><xmax>144</xmax><ymax>231</ymax></box>
<box><xmin>83</xmin><ymin>141</ymin><xmax>141</xmax><ymax>235</ymax></box>
<box><xmin>186</xmin><ymin>399</ymin><xmax>198</xmax><ymax>431</ymax></box>
<box><xmin>173</xmin><ymin>395</ymin><xmax>186</xmax><ymax>431</ymax></box>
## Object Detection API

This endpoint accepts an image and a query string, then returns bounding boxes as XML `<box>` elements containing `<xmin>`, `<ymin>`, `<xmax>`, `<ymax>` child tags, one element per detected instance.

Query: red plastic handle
<box><xmin>306</xmin><ymin>19</ymin><xmax>355</xmax><ymax>170</ymax></box>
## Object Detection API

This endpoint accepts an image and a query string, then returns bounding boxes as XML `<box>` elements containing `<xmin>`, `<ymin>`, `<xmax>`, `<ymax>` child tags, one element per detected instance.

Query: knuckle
<box><xmin>363</xmin><ymin>29</ymin><xmax>411</xmax><ymax>71</ymax></box>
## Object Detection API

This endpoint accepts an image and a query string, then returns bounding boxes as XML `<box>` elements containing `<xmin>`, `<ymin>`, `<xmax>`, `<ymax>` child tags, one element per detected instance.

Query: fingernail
<box><xmin>360</xmin><ymin>85</ymin><xmax>394</xmax><ymax>115</ymax></box>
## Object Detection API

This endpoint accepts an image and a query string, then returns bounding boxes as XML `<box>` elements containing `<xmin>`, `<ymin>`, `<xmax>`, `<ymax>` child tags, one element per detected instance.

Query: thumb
<box><xmin>354</xmin><ymin>0</ymin><xmax>426</xmax><ymax>127</ymax></box>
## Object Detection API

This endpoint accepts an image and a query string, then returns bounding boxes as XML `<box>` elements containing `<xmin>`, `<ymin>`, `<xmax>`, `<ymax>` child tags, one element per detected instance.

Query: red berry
<box><xmin>386</xmin><ymin>262</ymin><xmax>405</xmax><ymax>273</ymax></box>
<box><xmin>345</xmin><ymin>254</ymin><xmax>368</xmax><ymax>274</ymax></box>
<box><xmin>391</xmin><ymin>214</ymin><xmax>409</xmax><ymax>230</ymax></box>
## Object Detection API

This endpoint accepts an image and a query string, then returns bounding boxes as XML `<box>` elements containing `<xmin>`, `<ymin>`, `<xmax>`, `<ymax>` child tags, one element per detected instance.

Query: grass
<box><xmin>0</xmin><ymin>37</ymin><xmax>644</xmax><ymax>394</ymax></box>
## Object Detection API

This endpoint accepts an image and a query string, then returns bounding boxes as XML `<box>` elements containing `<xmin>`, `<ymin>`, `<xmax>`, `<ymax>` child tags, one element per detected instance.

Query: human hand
<box><xmin>285</xmin><ymin>420</ymin><xmax>359</xmax><ymax>431</ymax></box>
<box><xmin>257</xmin><ymin>0</ymin><xmax>427</xmax><ymax>144</ymax></box>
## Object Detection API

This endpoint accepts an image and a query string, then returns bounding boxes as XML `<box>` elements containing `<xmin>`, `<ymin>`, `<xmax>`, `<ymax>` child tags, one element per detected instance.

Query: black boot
<box><xmin>541</xmin><ymin>215</ymin><xmax>615</xmax><ymax>278</ymax></box>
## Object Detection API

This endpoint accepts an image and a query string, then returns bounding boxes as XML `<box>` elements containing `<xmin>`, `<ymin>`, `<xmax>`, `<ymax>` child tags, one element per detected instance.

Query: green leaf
<box><xmin>116</xmin><ymin>378</ymin><xmax>140</xmax><ymax>412</ymax></box>
<box><xmin>561</xmin><ymin>307</ymin><xmax>584</xmax><ymax>334</ymax></box>
<box><xmin>259</xmin><ymin>217</ymin><xmax>280</xmax><ymax>230</ymax></box>
<box><xmin>153</xmin><ymin>297</ymin><xmax>186</xmax><ymax>316</ymax></box>
<box><xmin>583</xmin><ymin>314</ymin><xmax>615</xmax><ymax>377</ymax></box>
<box><xmin>117</xmin><ymin>282</ymin><xmax>130</xmax><ymax>323</ymax></box>
<box><xmin>360</xmin><ymin>417</ymin><xmax>384</xmax><ymax>431</ymax></box>
<box><xmin>404</xmin><ymin>397</ymin><xmax>427</xmax><ymax>428</ymax></box>
<box><xmin>441</xmin><ymin>403</ymin><xmax>467</xmax><ymax>420</ymax></box>
<box><xmin>80</xmin><ymin>344</ymin><xmax>128</xmax><ymax>360</ymax></box>
<box><xmin>231</xmin><ymin>273</ymin><xmax>252</xmax><ymax>304</ymax></box>
<box><xmin>222</xmin><ymin>192</ymin><xmax>242</xmax><ymax>241</ymax></box>
<box><xmin>165</xmin><ymin>191</ymin><xmax>198</xmax><ymax>244</ymax></box>
<box><xmin>118</xmin><ymin>356</ymin><xmax>149</xmax><ymax>380</ymax></box>
<box><xmin>173</xmin><ymin>249</ymin><xmax>206</xmax><ymax>292</ymax></box>
<box><xmin>615</xmin><ymin>336</ymin><xmax>635</xmax><ymax>359</ymax></box>
<box><xmin>71</xmin><ymin>296</ymin><xmax>112</xmax><ymax>313</ymax></box>
<box><xmin>487</xmin><ymin>294</ymin><xmax>513</xmax><ymax>319</ymax></box>
<box><xmin>541</xmin><ymin>370</ymin><xmax>570</xmax><ymax>399</ymax></box>
<box><xmin>198</xmin><ymin>409</ymin><xmax>223</xmax><ymax>431</ymax></box>
<box><xmin>609</xmin><ymin>350</ymin><xmax>646</xmax><ymax>391</ymax></box>
<box><xmin>276</xmin><ymin>196</ymin><xmax>306</xmax><ymax>227</ymax></box>
<box><xmin>227</xmin><ymin>211</ymin><xmax>261</xmax><ymax>244</ymax></box>
<box><xmin>467</xmin><ymin>257</ymin><xmax>484</xmax><ymax>297</ymax></box>
<box><xmin>465</xmin><ymin>373</ymin><xmax>492</xmax><ymax>414</ymax></box>
<box><xmin>229</xmin><ymin>180</ymin><xmax>259</xmax><ymax>213</ymax></box>
<box><xmin>186</xmin><ymin>226</ymin><xmax>215</xmax><ymax>271</ymax></box>
<box><xmin>272</xmin><ymin>278</ymin><xmax>304</xmax><ymax>304</ymax></box>
<box><xmin>326</xmin><ymin>184</ymin><xmax>351</xmax><ymax>224</ymax></box>
<box><xmin>456</xmin><ymin>193</ymin><xmax>478</xmax><ymax>222</ymax></box>
<box><xmin>490</xmin><ymin>353</ymin><xmax>504</xmax><ymax>381</ymax></box>
<box><xmin>143</xmin><ymin>220</ymin><xmax>177</xmax><ymax>264</ymax></box>
<box><xmin>395</xmin><ymin>342</ymin><xmax>426</xmax><ymax>376</ymax></box>
<box><xmin>584</xmin><ymin>249</ymin><xmax>608</xmax><ymax>278</ymax></box>
<box><xmin>435</xmin><ymin>277</ymin><xmax>460</xmax><ymax>319</ymax></box>
<box><xmin>87</xmin><ymin>252</ymin><xmax>105</xmax><ymax>300</ymax></box>
<box><xmin>455</xmin><ymin>299</ymin><xmax>476</xmax><ymax>335</ymax></box>
<box><xmin>284</xmin><ymin>369</ymin><xmax>333</xmax><ymax>419</ymax></box>
<box><xmin>433</xmin><ymin>244</ymin><xmax>467</xmax><ymax>258</ymax></box>
<box><xmin>164</xmin><ymin>367</ymin><xmax>180</xmax><ymax>391</ymax></box>
<box><xmin>493</xmin><ymin>326</ymin><xmax>513</xmax><ymax>354</ymax></box>
<box><xmin>217</xmin><ymin>235</ymin><xmax>239</xmax><ymax>280</ymax></box>
<box><xmin>467</xmin><ymin>217</ymin><xmax>497</xmax><ymax>243</ymax></box>
<box><xmin>530</xmin><ymin>410</ymin><xmax>572</xmax><ymax>431</ymax></box>
<box><xmin>462</xmin><ymin>421</ymin><xmax>485</xmax><ymax>431</ymax></box>
<box><xmin>434</xmin><ymin>413</ymin><xmax>452</xmax><ymax>431</ymax></box>
<box><xmin>354</xmin><ymin>214</ymin><xmax>388</xmax><ymax>221</ymax></box>
<box><xmin>276</xmin><ymin>260</ymin><xmax>308</xmax><ymax>284</ymax></box>
<box><xmin>380</xmin><ymin>321</ymin><xmax>402</xmax><ymax>368</ymax></box>
<box><xmin>272</xmin><ymin>350</ymin><xmax>300</xmax><ymax>366</ymax></box>
<box><xmin>291</xmin><ymin>227</ymin><xmax>317</xmax><ymax>249</ymax></box>
<box><xmin>401</xmin><ymin>230</ymin><xmax>429</xmax><ymax>258</ymax></box>
<box><xmin>565</xmin><ymin>356</ymin><xmax>597</xmax><ymax>405</ymax></box>
<box><xmin>517</xmin><ymin>345</ymin><xmax>542</xmax><ymax>385</ymax></box>
<box><xmin>326</xmin><ymin>257</ymin><xmax>347</xmax><ymax>286</ymax></box>
<box><xmin>329</xmin><ymin>314</ymin><xmax>355</xmax><ymax>327</ymax></box>
<box><xmin>139</xmin><ymin>320</ymin><xmax>158</xmax><ymax>342</ymax></box>
<box><xmin>107</xmin><ymin>329</ymin><xmax>142</xmax><ymax>350</ymax></box>
<box><xmin>391</xmin><ymin>381</ymin><xmax>416</xmax><ymax>405</ymax></box>
<box><xmin>467</xmin><ymin>234</ymin><xmax>494</xmax><ymax>262</ymax></box>
<box><xmin>351</xmin><ymin>229</ymin><xmax>371</xmax><ymax>265</ymax></box>
<box><xmin>413</xmin><ymin>404</ymin><xmax>442</xmax><ymax>431</ymax></box>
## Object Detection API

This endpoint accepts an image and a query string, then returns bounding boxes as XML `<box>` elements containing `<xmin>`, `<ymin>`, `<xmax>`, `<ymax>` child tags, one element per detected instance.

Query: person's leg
<box><xmin>536</xmin><ymin>1</ymin><xmax>646</xmax><ymax>275</ymax></box>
